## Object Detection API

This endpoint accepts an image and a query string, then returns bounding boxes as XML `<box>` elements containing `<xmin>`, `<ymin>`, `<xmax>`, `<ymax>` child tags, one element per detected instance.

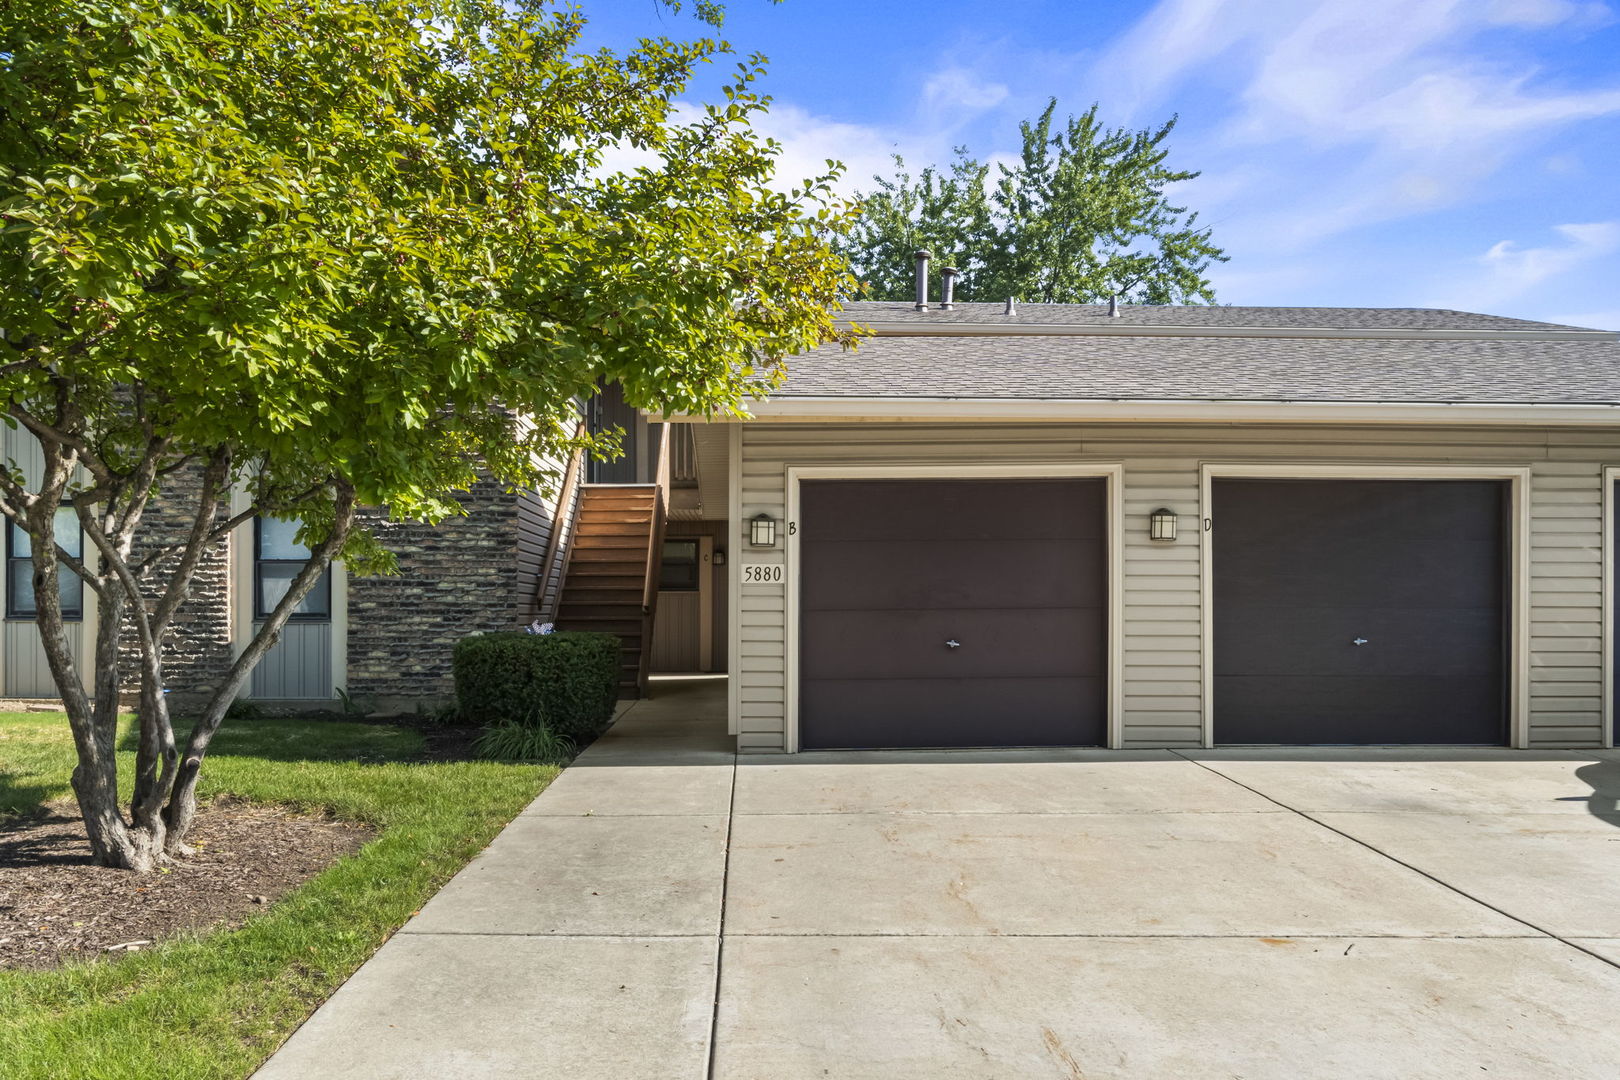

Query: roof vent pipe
<box><xmin>1108</xmin><ymin>294</ymin><xmax>1120</xmax><ymax>318</ymax></box>
<box><xmin>939</xmin><ymin>266</ymin><xmax>958</xmax><ymax>310</ymax></box>
<box><xmin>1004</xmin><ymin>296</ymin><xmax>1016</xmax><ymax>316</ymax></box>
<box><xmin>913</xmin><ymin>250</ymin><xmax>931</xmax><ymax>311</ymax></box>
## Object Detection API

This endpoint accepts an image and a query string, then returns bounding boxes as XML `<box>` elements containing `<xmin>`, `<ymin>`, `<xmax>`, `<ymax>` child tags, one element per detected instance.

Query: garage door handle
<box><xmin>1352</xmin><ymin>638</ymin><xmax>1369</xmax><ymax>646</ymax></box>
<box><xmin>945</xmin><ymin>639</ymin><xmax>962</xmax><ymax>649</ymax></box>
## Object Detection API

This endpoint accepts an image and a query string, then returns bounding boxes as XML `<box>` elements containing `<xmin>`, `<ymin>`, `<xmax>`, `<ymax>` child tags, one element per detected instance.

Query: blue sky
<box><xmin>581</xmin><ymin>0</ymin><xmax>1620</xmax><ymax>328</ymax></box>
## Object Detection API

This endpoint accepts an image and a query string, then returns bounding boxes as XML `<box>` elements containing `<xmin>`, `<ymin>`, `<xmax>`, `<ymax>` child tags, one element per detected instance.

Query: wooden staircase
<box><xmin>555</xmin><ymin>485</ymin><xmax>665</xmax><ymax>697</ymax></box>
<box><xmin>552</xmin><ymin>421</ymin><xmax>672</xmax><ymax>698</ymax></box>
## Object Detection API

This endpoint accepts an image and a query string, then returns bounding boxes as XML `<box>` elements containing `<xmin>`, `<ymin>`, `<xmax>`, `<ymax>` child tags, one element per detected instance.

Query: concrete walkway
<box><xmin>257</xmin><ymin>680</ymin><xmax>1620</xmax><ymax>1079</ymax></box>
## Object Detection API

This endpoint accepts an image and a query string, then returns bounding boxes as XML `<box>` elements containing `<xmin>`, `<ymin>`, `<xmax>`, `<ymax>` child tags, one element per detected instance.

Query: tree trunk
<box><xmin>163</xmin><ymin>483</ymin><xmax>357</xmax><ymax>852</ymax></box>
<box><xmin>69</xmin><ymin>721</ymin><xmax>160</xmax><ymax>872</ymax></box>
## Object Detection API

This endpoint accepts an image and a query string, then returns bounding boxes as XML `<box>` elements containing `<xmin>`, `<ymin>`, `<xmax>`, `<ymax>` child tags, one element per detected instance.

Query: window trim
<box><xmin>253</xmin><ymin>517</ymin><xmax>331</xmax><ymax>622</ymax></box>
<box><xmin>6</xmin><ymin>512</ymin><xmax>84</xmax><ymax>622</ymax></box>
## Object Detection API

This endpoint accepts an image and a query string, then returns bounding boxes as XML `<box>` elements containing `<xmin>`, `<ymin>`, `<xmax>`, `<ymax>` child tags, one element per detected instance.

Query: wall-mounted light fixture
<box><xmin>749</xmin><ymin>513</ymin><xmax>778</xmax><ymax>547</ymax></box>
<box><xmin>711</xmin><ymin>549</ymin><xmax>726</xmax><ymax>567</ymax></box>
<box><xmin>1149</xmin><ymin>508</ymin><xmax>1178</xmax><ymax>541</ymax></box>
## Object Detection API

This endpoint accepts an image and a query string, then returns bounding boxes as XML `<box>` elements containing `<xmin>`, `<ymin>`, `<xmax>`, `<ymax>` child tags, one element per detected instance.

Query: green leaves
<box><xmin>838</xmin><ymin>100</ymin><xmax>1227</xmax><ymax>306</ymax></box>
<box><xmin>1</xmin><ymin>0</ymin><xmax>852</xmax><ymax>525</ymax></box>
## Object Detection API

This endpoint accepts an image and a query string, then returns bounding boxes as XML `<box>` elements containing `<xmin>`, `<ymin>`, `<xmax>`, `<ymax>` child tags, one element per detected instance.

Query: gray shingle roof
<box><xmin>776</xmin><ymin>305</ymin><xmax>1620</xmax><ymax>405</ymax></box>
<box><xmin>837</xmin><ymin>301</ymin><xmax>1602</xmax><ymax>333</ymax></box>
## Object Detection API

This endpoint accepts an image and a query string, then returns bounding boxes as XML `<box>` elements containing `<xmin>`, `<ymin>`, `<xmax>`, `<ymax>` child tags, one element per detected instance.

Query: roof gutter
<box><xmin>838</xmin><ymin>321</ymin><xmax>1619</xmax><ymax>343</ymax></box>
<box><xmin>661</xmin><ymin>397</ymin><xmax>1620</xmax><ymax>427</ymax></box>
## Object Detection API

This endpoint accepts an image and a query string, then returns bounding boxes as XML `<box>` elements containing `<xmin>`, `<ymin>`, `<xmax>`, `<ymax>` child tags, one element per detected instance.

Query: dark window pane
<box><xmin>58</xmin><ymin>571</ymin><xmax>82</xmax><ymax>616</ymax></box>
<box><xmin>658</xmin><ymin>540</ymin><xmax>700</xmax><ymax>591</ymax></box>
<box><xmin>258</xmin><ymin>562</ymin><xmax>330</xmax><ymax>618</ymax></box>
<box><xmin>258</xmin><ymin>517</ymin><xmax>310</xmax><ymax>560</ymax></box>
<box><xmin>9</xmin><ymin>560</ymin><xmax>32</xmax><ymax>613</ymax></box>
<box><xmin>8</xmin><ymin>510</ymin><xmax>83</xmax><ymax>619</ymax></box>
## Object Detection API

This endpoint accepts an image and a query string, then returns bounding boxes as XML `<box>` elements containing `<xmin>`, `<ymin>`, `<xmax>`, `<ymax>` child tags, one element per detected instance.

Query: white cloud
<box><xmin>921</xmin><ymin>67</ymin><xmax>1010</xmax><ymax>118</ymax></box>
<box><xmin>1084</xmin><ymin>0</ymin><xmax>1620</xmax><ymax>247</ymax></box>
<box><xmin>749</xmin><ymin>103</ymin><xmax>918</xmax><ymax>196</ymax></box>
<box><xmin>1480</xmin><ymin>221</ymin><xmax>1620</xmax><ymax>290</ymax></box>
<box><xmin>1485</xmin><ymin>0</ymin><xmax>1614</xmax><ymax>28</ymax></box>
<box><xmin>1422</xmin><ymin>221</ymin><xmax>1620</xmax><ymax>311</ymax></box>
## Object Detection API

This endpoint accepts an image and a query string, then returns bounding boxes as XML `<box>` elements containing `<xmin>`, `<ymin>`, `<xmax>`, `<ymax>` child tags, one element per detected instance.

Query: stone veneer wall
<box><xmin>119</xmin><ymin>467</ymin><xmax>235</xmax><ymax>715</ymax></box>
<box><xmin>112</xmin><ymin>472</ymin><xmax>535</xmax><ymax>713</ymax></box>
<box><xmin>344</xmin><ymin>477</ymin><xmax>525</xmax><ymax>709</ymax></box>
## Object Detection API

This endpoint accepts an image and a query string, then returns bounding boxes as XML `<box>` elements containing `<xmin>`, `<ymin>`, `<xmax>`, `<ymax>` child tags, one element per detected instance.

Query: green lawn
<box><xmin>0</xmin><ymin>711</ymin><xmax>557</xmax><ymax>1079</ymax></box>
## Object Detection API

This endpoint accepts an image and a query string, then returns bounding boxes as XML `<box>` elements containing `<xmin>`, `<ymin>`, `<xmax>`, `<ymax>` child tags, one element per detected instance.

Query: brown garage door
<box><xmin>1213</xmin><ymin>479</ymin><xmax>1508</xmax><ymax>744</ymax></box>
<box><xmin>799</xmin><ymin>478</ymin><xmax>1107</xmax><ymax>749</ymax></box>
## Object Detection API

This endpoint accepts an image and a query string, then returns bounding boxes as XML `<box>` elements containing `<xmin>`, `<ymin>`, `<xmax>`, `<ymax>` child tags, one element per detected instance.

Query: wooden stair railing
<box><xmin>635</xmin><ymin>423</ymin><xmax>673</xmax><ymax>694</ymax></box>
<box><xmin>551</xmin><ymin>423</ymin><xmax>673</xmax><ymax>699</ymax></box>
<box><xmin>534</xmin><ymin>422</ymin><xmax>588</xmax><ymax>622</ymax></box>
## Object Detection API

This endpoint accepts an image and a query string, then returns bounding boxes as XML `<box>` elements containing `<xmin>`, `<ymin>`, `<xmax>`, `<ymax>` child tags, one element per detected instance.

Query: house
<box><xmin>6</xmin><ymin>283</ymin><xmax>1619</xmax><ymax>753</ymax></box>
<box><xmin>0</xmin><ymin>386</ymin><xmax>712</xmax><ymax>713</ymax></box>
<box><xmin>689</xmin><ymin>286</ymin><xmax>1620</xmax><ymax>753</ymax></box>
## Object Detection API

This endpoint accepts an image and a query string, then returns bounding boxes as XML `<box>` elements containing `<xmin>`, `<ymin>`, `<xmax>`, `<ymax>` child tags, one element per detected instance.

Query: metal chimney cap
<box><xmin>939</xmin><ymin>266</ymin><xmax>959</xmax><ymax>311</ymax></box>
<box><xmin>1107</xmin><ymin>294</ymin><xmax>1120</xmax><ymax>317</ymax></box>
<box><xmin>1004</xmin><ymin>297</ymin><xmax>1017</xmax><ymax>316</ymax></box>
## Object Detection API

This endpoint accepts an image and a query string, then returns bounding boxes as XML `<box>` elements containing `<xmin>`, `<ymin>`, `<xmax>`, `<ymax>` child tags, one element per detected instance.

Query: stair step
<box><xmin>572</xmin><ymin>534</ymin><xmax>653</xmax><ymax>550</ymax></box>
<box><xmin>568</xmin><ymin>548</ymin><xmax>650</xmax><ymax>564</ymax></box>
<box><xmin>558</xmin><ymin>622</ymin><xmax>644</xmax><ymax>636</ymax></box>
<box><xmin>571</xmin><ymin>521</ymin><xmax>655</xmax><ymax>537</ymax></box>
<box><xmin>558</xmin><ymin>599</ymin><xmax>644</xmax><ymax>612</ymax></box>
<box><xmin>560</xmin><ymin>591</ymin><xmax>641</xmax><ymax>607</ymax></box>
<box><xmin>576</xmin><ymin>518</ymin><xmax>651</xmax><ymax>531</ymax></box>
<box><xmin>581</xmin><ymin>494</ymin><xmax>657</xmax><ymax>509</ymax></box>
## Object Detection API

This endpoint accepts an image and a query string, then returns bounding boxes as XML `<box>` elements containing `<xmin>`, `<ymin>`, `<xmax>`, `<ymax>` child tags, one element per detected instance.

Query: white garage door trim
<box><xmin>1199</xmin><ymin>463</ymin><xmax>1533</xmax><ymax>749</ymax></box>
<box><xmin>782</xmin><ymin>463</ymin><xmax>1125</xmax><ymax>754</ymax></box>
<box><xmin>1603</xmin><ymin>465</ymin><xmax>1619</xmax><ymax>751</ymax></box>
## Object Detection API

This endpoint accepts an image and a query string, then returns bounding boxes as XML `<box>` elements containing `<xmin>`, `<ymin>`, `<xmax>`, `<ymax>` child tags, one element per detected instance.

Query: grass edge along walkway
<box><xmin>0</xmin><ymin>712</ymin><xmax>557</xmax><ymax>1080</ymax></box>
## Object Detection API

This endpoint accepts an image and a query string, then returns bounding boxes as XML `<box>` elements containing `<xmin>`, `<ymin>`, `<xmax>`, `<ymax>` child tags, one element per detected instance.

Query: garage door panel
<box><xmin>801</xmin><ymin>677</ymin><xmax>1106</xmax><ymax>749</ymax></box>
<box><xmin>1216</xmin><ymin>539</ymin><xmax>1501</xmax><ymax>609</ymax></box>
<box><xmin>1214</xmin><ymin>606</ymin><xmax>1505</xmax><ymax>677</ymax></box>
<box><xmin>1213</xmin><ymin>479</ymin><xmax>1506</xmax><ymax>746</ymax></box>
<box><xmin>801</xmin><ymin>608</ymin><xmax>1105</xmax><ymax>681</ymax></box>
<box><xmin>1217</xmin><ymin>480</ymin><xmax>1503</xmax><ymax>541</ymax></box>
<box><xmin>803</xmin><ymin>480</ymin><xmax>1105</xmax><ymax>542</ymax></box>
<box><xmin>799</xmin><ymin>478</ymin><xmax>1107</xmax><ymax>750</ymax></box>
<box><xmin>1216</xmin><ymin>676</ymin><xmax>1506</xmax><ymax>744</ymax></box>
<box><xmin>803</xmin><ymin>538</ymin><xmax>1106</xmax><ymax>611</ymax></box>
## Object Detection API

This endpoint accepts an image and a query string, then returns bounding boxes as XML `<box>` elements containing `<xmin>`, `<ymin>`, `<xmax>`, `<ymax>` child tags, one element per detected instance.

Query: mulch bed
<box><xmin>0</xmin><ymin>798</ymin><xmax>374</xmax><ymax>970</ymax></box>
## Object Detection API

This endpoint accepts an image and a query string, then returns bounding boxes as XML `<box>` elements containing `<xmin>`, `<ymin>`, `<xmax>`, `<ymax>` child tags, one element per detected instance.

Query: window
<box><xmin>254</xmin><ymin>517</ymin><xmax>331</xmax><ymax>620</ymax></box>
<box><xmin>658</xmin><ymin>539</ymin><xmax>700</xmax><ymax>592</ymax></box>
<box><xmin>7</xmin><ymin>508</ymin><xmax>83</xmax><ymax>620</ymax></box>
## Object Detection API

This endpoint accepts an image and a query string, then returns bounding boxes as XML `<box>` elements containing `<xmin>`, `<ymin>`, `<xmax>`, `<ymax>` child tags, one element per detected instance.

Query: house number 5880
<box><xmin>741</xmin><ymin>565</ymin><xmax>784</xmax><ymax>584</ymax></box>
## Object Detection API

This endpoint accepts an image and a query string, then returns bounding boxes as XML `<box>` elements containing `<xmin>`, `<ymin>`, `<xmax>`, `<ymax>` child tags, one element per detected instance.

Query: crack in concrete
<box><xmin>1170</xmin><ymin>750</ymin><xmax>1620</xmax><ymax>974</ymax></box>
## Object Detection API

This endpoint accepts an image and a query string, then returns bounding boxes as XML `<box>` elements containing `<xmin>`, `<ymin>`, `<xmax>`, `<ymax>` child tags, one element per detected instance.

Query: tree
<box><xmin>839</xmin><ymin>101</ymin><xmax>1226</xmax><ymax>305</ymax></box>
<box><xmin>0</xmin><ymin>0</ymin><xmax>853</xmax><ymax>870</ymax></box>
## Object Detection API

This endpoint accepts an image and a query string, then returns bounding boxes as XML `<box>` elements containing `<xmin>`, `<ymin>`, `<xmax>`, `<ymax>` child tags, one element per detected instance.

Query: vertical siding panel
<box><xmin>3</xmin><ymin>621</ymin><xmax>80</xmax><ymax>697</ymax></box>
<box><xmin>251</xmin><ymin>622</ymin><xmax>332</xmax><ymax>700</ymax></box>
<box><xmin>1120</xmin><ymin>455</ymin><xmax>1203</xmax><ymax>747</ymax></box>
<box><xmin>1528</xmin><ymin>458</ymin><xmax>1604</xmax><ymax>745</ymax></box>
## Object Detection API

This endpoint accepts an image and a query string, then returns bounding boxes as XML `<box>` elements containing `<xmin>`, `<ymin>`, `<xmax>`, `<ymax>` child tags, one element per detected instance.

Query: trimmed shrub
<box><xmin>453</xmin><ymin>631</ymin><xmax>620</xmax><ymax>739</ymax></box>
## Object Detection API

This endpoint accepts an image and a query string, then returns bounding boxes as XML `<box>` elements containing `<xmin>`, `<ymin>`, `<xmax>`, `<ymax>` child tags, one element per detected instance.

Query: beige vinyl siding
<box><xmin>735</xmin><ymin>421</ymin><xmax>1620</xmax><ymax>752</ymax></box>
<box><xmin>0</xmin><ymin>425</ymin><xmax>87</xmax><ymax>697</ymax></box>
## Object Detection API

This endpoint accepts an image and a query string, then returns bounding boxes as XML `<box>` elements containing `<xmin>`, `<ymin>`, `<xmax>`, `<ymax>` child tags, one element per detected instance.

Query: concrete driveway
<box><xmin>257</xmin><ymin>680</ymin><xmax>1620</xmax><ymax>1079</ymax></box>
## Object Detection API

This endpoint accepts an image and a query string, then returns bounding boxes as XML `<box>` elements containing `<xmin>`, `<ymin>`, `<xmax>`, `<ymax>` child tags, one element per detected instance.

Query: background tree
<box><xmin>839</xmin><ymin>101</ymin><xmax>1226</xmax><ymax>305</ymax></box>
<box><xmin>0</xmin><ymin>0</ymin><xmax>853</xmax><ymax>870</ymax></box>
